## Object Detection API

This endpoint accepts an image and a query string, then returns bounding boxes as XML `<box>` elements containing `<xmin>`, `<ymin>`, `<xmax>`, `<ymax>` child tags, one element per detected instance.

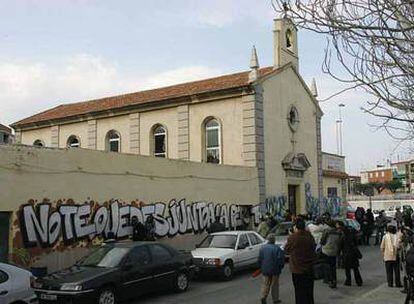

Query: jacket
<box><xmin>380</xmin><ymin>233</ymin><xmax>400</xmax><ymax>261</ymax></box>
<box><xmin>285</xmin><ymin>230</ymin><xmax>317</xmax><ymax>274</ymax></box>
<box><xmin>257</xmin><ymin>221</ymin><xmax>270</xmax><ymax>238</ymax></box>
<box><xmin>321</xmin><ymin>228</ymin><xmax>343</xmax><ymax>257</ymax></box>
<box><xmin>341</xmin><ymin>227</ymin><xmax>361</xmax><ymax>268</ymax></box>
<box><xmin>406</xmin><ymin>247</ymin><xmax>414</xmax><ymax>276</ymax></box>
<box><xmin>258</xmin><ymin>243</ymin><xmax>285</xmax><ymax>276</ymax></box>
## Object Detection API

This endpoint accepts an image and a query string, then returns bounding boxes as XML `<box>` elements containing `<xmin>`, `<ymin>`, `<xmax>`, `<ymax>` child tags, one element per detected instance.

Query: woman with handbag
<box><xmin>342</xmin><ymin>226</ymin><xmax>363</xmax><ymax>286</ymax></box>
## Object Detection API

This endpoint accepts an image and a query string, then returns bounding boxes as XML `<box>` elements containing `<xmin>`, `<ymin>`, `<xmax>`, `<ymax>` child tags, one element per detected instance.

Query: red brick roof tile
<box><xmin>13</xmin><ymin>66</ymin><xmax>275</xmax><ymax>128</ymax></box>
<box><xmin>323</xmin><ymin>170</ymin><xmax>348</xmax><ymax>179</ymax></box>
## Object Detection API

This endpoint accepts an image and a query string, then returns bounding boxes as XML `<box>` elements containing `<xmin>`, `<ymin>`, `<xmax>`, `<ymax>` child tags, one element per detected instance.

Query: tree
<box><xmin>385</xmin><ymin>179</ymin><xmax>403</xmax><ymax>193</ymax></box>
<box><xmin>354</xmin><ymin>183</ymin><xmax>375</xmax><ymax>196</ymax></box>
<box><xmin>272</xmin><ymin>0</ymin><xmax>414</xmax><ymax>140</ymax></box>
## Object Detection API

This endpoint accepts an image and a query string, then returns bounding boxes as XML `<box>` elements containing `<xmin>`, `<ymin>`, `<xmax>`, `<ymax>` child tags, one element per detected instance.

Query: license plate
<box><xmin>40</xmin><ymin>293</ymin><xmax>57</xmax><ymax>301</ymax></box>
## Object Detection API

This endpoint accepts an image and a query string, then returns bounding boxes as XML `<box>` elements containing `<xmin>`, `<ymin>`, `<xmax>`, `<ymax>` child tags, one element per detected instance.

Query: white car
<box><xmin>191</xmin><ymin>231</ymin><xmax>265</xmax><ymax>280</ymax></box>
<box><xmin>0</xmin><ymin>263</ymin><xmax>37</xmax><ymax>304</ymax></box>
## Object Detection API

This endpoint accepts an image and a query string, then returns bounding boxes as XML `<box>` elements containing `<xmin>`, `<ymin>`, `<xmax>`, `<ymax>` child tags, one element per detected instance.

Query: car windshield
<box><xmin>273</xmin><ymin>224</ymin><xmax>292</xmax><ymax>236</ymax></box>
<box><xmin>78</xmin><ymin>246</ymin><xmax>130</xmax><ymax>268</ymax></box>
<box><xmin>199</xmin><ymin>235</ymin><xmax>237</xmax><ymax>249</ymax></box>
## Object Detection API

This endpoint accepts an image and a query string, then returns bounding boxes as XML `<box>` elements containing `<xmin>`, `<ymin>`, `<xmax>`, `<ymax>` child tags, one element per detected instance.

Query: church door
<box><xmin>288</xmin><ymin>185</ymin><xmax>297</xmax><ymax>215</ymax></box>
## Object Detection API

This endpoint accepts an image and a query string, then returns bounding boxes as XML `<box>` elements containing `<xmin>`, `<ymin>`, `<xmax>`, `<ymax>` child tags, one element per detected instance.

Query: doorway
<box><xmin>0</xmin><ymin>212</ymin><xmax>10</xmax><ymax>262</ymax></box>
<box><xmin>288</xmin><ymin>185</ymin><xmax>298</xmax><ymax>215</ymax></box>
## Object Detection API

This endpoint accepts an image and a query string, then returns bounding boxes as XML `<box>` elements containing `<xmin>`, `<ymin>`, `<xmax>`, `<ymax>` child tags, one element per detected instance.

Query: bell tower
<box><xmin>273</xmin><ymin>17</ymin><xmax>299</xmax><ymax>70</ymax></box>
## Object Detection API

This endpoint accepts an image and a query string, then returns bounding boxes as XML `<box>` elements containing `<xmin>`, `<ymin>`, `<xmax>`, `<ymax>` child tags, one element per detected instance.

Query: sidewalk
<box><xmin>348</xmin><ymin>283</ymin><xmax>406</xmax><ymax>304</ymax></box>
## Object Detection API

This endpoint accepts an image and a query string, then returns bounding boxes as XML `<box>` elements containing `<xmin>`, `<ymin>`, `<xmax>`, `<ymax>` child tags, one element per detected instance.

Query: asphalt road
<box><xmin>133</xmin><ymin>245</ymin><xmax>406</xmax><ymax>304</ymax></box>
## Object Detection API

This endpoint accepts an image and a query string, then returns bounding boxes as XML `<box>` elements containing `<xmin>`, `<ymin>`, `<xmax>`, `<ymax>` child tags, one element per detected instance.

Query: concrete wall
<box><xmin>0</xmin><ymin>144</ymin><xmax>259</xmax><ymax>272</ymax></box>
<box><xmin>262</xmin><ymin>67</ymin><xmax>319</xmax><ymax>213</ymax></box>
<box><xmin>323</xmin><ymin>176</ymin><xmax>346</xmax><ymax>199</ymax></box>
<box><xmin>322</xmin><ymin>153</ymin><xmax>345</xmax><ymax>172</ymax></box>
<box><xmin>21</xmin><ymin>126</ymin><xmax>51</xmax><ymax>147</ymax></box>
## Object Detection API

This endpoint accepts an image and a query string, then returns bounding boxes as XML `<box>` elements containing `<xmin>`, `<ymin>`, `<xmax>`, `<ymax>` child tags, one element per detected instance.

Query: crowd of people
<box><xmin>257</xmin><ymin>213</ymin><xmax>362</xmax><ymax>304</ymax></box>
<box><xmin>257</xmin><ymin>206</ymin><xmax>414</xmax><ymax>304</ymax></box>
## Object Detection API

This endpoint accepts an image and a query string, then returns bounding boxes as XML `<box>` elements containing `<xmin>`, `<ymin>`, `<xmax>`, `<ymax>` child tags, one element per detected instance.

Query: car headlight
<box><xmin>31</xmin><ymin>277</ymin><xmax>42</xmax><ymax>289</ymax></box>
<box><xmin>204</xmin><ymin>258</ymin><xmax>221</xmax><ymax>266</ymax></box>
<box><xmin>60</xmin><ymin>283</ymin><xmax>83</xmax><ymax>291</ymax></box>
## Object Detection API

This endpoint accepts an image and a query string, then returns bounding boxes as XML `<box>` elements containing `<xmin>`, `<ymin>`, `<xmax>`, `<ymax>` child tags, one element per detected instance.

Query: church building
<box><xmin>12</xmin><ymin>17</ymin><xmax>323</xmax><ymax>215</ymax></box>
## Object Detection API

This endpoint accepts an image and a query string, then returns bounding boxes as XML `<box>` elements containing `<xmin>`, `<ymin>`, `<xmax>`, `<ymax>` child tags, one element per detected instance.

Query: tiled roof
<box><xmin>0</xmin><ymin>123</ymin><xmax>11</xmax><ymax>133</ymax></box>
<box><xmin>323</xmin><ymin>170</ymin><xmax>348</xmax><ymax>179</ymax></box>
<box><xmin>13</xmin><ymin>66</ymin><xmax>275</xmax><ymax>128</ymax></box>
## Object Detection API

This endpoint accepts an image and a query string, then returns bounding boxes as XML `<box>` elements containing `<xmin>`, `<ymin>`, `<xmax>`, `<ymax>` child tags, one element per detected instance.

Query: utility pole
<box><xmin>336</xmin><ymin>103</ymin><xmax>345</xmax><ymax>155</ymax></box>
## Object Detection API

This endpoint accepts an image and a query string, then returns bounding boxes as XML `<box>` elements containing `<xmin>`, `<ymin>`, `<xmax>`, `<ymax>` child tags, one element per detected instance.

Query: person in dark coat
<box><xmin>258</xmin><ymin>233</ymin><xmax>285</xmax><ymax>304</ymax></box>
<box><xmin>366</xmin><ymin>209</ymin><xmax>375</xmax><ymax>228</ymax></box>
<box><xmin>131</xmin><ymin>217</ymin><xmax>146</xmax><ymax>241</ymax></box>
<box><xmin>145</xmin><ymin>214</ymin><xmax>156</xmax><ymax>241</ymax></box>
<box><xmin>207</xmin><ymin>217</ymin><xmax>226</xmax><ymax>233</ymax></box>
<box><xmin>361</xmin><ymin>215</ymin><xmax>373</xmax><ymax>245</ymax></box>
<box><xmin>285</xmin><ymin>218</ymin><xmax>317</xmax><ymax>304</ymax></box>
<box><xmin>342</xmin><ymin>226</ymin><xmax>363</xmax><ymax>286</ymax></box>
<box><xmin>355</xmin><ymin>207</ymin><xmax>365</xmax><ymax>226</ymax></box>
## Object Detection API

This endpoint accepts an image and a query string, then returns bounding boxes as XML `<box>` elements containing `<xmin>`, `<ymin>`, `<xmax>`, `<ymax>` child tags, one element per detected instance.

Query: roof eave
<box><xmin>13</xmin><ymin>85</ymin><xmax>253</xmax><ymax>130</ymax></box>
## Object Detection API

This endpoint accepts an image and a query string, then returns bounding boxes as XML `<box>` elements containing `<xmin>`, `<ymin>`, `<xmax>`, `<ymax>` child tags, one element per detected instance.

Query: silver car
<box><xmin>0</xmin><ymin>263</ymin><xmax>37</xmax><ymax>304</ymax></box>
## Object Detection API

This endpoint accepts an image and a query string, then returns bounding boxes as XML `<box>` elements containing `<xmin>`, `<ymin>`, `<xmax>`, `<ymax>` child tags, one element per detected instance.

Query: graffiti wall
<box><xmin>17</xmin><ymin>198</ymin><xmax>261</xmax><ymax>249</ymax></box>
<box><xmin>1</xmin><ymin>145</ymin><xmax>260</xmax><ymax>270</ymax></box>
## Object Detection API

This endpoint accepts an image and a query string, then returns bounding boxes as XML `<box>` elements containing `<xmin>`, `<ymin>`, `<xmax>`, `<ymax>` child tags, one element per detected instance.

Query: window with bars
<box><xmin>153</xmin><ymin>125</ymin><xmax>166</xmax><ymax>158</ymax></box>
<box><xmin>106</xmin><ymin>130</ymin><xmax>120</xmax><ymax>152</ymax></box>
<box><xmin>205</xmin><ymin>118</ymin><xmax>221</xmax><ymax>164</ymax></box>
<box><xmin>67</xmin><ymin>135</ymin><xmax>80</xmax><ymax>148</ymax></box>
<box><xmin>33</xmin><ymin>139</ymin><xmax>44</xmax><ymax>147</ymax></box>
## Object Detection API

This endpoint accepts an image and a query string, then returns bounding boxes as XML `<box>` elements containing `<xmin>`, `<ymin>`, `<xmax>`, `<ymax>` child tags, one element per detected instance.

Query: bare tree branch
<box><xmin>272</xmin><ymin>0</ymin><xmax>414</xmax><ymax>138</ymax></box>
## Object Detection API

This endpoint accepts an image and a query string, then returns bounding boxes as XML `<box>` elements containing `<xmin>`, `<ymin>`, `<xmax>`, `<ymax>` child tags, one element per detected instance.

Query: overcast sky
<box><xmin>0</xmin><ymin>0</ymin><xmax>412</xmax><ymax>174</ymax></box>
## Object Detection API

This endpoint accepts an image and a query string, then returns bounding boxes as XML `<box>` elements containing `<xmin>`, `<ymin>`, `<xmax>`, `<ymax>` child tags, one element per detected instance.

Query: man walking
<box><xmin>285</xmin><ymin>218</ymin><xmax>317</xmax><ymax>304</ymax></box>
<box><xmin>258</xmin><ymin>233</ymin><xmax>285</xmax><ymax>304</ymax></box>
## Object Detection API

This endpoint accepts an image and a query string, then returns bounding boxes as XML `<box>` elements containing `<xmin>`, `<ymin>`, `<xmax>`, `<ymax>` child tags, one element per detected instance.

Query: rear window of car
<box><xmin>0</xmin><ymin>270</ymin><xmax>8</xmax><ymax>284</ymax></box>
<box><xmin>128</xmin><ymin>246</ymin><xmax>152</xmax><ymax>266</ymax></box>
<box><xmin>149</xmin><ymin>244</ymin><xmax>173</xmax><ymax>262</ymax></box>
<box><xmin>199</xmin><ymin>235</ymin><xmax>237</xmax><ymax>249</ymax></box>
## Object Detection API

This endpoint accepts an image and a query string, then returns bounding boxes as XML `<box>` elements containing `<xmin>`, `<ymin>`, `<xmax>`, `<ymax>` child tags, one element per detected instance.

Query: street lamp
<box><xmin>336</xmin><ymin>103</ymin><xmax>345</xmax><ymax>156</ymax></box>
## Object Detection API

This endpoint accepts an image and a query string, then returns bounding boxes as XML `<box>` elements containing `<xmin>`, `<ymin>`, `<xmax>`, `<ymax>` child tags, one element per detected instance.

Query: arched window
<box><xmin>286</xmin><ymin>29</ymin><xmax>293</xmax><ymax>49</ymax></box>
<box><xmin>67</xmin><ymin>135</ymin><xmax>80</xmax><ymax>148</ymax></box>
<box><xmin>33</xmin><ymin>139</ymin><xmax>44</xmax><ymax>147</ymax></box>
<box><xmin>106</xmin><ymin>130</ymin><xmax>121</xmax><ymax>152</ymax></box>
<box><xmin>152</xmin><ymin>125</ymin><xmax>167</xmax><ymax>158</ymax></box>
<box><xmin>204</xmin><ymin>118</ymin><xmax>221</xmax><ymax>164</ymax></box>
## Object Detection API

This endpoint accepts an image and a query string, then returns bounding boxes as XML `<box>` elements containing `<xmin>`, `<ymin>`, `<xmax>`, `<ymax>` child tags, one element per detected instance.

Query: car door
<box><xmin>247</xmin><ymin>233</ymin><xmax>262</xmax><ymax>266</ymax></box>
<box><xmin>235</xmin><ymin>233</ymin><xmax>254</xmax><ymax>268</ymax></box>
<box><xmin>148</xmin><ymin>244</ymin><xmax>176</xmax><ymax>289</ymax></box>
<box><xmin>121</xmin><ymin>246</ymin><xmax>154</xmax><ymax>298</ymax></box>
<box><xmin>0</xmin><ymin>269</ymin><xmax>11</xmax><ymax>303</ymax></box>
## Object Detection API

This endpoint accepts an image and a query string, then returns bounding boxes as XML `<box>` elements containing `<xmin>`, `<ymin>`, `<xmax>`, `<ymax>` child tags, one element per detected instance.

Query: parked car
<box><xmin>32</xmin><ymin>241</ymin><xmax>194</xmax><ymax>304</ymax></box>
<box><xmin>191</xmin><ymin>231</ymin><xmax>265</xmax><ymax>280</ymax></box>
<box><xmin>268</xmin><ymin>221</ymin><xmax>294</xmax><ymax>251</ymax></box>
<box><xmin>0</xmin><ymin>262</ymin><xmax>37</xmax><ymax>304</ymax></box>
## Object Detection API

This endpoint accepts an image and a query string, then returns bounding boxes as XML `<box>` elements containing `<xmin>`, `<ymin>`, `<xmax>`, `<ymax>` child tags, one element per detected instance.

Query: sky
<box><xmin>0</xmin><ymin>0</ymin><xmax>412</xmax><ymax>174</ymax></box>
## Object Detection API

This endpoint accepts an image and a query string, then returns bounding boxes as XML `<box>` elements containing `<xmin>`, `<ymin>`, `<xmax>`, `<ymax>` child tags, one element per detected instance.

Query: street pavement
<box><xmin>134</xmin><ymin>245</ymin><xmax>406</xmax><ymax>304</ymax></box>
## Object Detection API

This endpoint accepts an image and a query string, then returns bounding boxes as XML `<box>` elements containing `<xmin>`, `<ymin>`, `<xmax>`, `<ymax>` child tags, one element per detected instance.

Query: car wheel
<box><xmin>222</xmin><ymin>261</ymin><xmax>234</xmax><ymax>281</ymax></box>
<box><xmin>97</xmin><ymin>287</ymin><xmax>116</xmax><ymax>304</ymax></box>
<box><xmin>175</xmin><ymin>272</ymin><xmax>189</xmax><ymax>292</ymax></box>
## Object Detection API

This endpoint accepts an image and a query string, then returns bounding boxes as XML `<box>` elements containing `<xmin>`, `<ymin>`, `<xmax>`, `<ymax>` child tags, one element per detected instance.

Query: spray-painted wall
<box><xmin>0</xmin><ymin>145</ymin><xmax>260</xmax><ymax>271</ymax></box>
